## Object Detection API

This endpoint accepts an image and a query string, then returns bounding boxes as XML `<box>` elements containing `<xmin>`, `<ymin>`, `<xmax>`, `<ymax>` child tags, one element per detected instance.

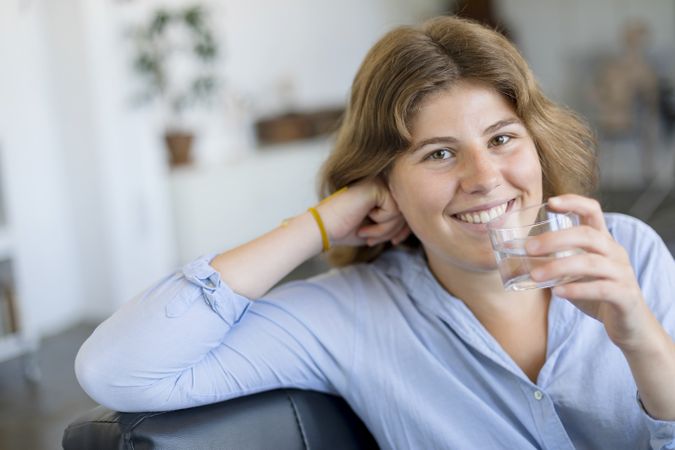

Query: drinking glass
<box><xmin>486</xmin><ymin>202</ymin><xmax>583</xmax><ymax>291</ymax></box>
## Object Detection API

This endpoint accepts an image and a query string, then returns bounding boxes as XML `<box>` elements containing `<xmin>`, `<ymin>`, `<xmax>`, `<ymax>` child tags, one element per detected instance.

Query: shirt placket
<box><xmin>520</xmin><ymin>383</ymin><xmax>576</xmax><ymax>450</ymax></box>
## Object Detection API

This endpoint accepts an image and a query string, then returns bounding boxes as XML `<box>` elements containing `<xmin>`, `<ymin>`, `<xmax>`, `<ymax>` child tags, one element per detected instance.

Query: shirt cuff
<box><xmin>636</xmin><ymin>391</ymin><xmax>675</xmax><ymax>448</ymax></box>
<box><xmin>165</xmin><ymin>253</ymin><xmax>251</xmax><ymax>326</ymax></box>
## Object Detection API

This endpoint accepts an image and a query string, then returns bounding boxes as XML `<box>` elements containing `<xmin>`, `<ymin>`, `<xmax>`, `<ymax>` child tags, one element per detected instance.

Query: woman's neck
<box><xmin>425</xmin><ymin>250</ymin><xmax>550</xmax><ymax>323</ymax></box>
<box><xmin>425</xmin><ymin>250</ymin><xmax>551</xmax><ymax>383</ymax></box>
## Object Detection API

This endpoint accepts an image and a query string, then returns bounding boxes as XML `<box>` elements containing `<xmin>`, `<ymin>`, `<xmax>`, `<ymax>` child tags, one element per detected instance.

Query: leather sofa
<box><xmin>62</xmin><ymin>388</ymin><xmax>379</xmax><ymax>449</ymax></box>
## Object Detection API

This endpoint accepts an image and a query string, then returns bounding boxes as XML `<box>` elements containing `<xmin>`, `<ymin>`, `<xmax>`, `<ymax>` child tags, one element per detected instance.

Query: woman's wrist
<box><xmin>314</xmin><ymin>186</ymin><xmax>355</xmax><ymax>244</ymax></box>
<box><xmin>612</xmin><ymin>301</ymin><xmax>665</xmax><ymax>356</ymax></box>
<box><xmin>315</xmin><ymin>181</ymin><xmax>380</xmax><ymax>244</ymax></box>
<box><xmin>281</xmin><ymin>210</ymin><xmax>325</xmax><ymax>256</ymax></box>
<box><xmin>621</xmin><ymin>324</ymin><xmax>675</xmax><ymax>420</ymax></box>
<box><xmin>618</xmin><ymin>310</ymin><xmax>673</xmax><ymax>360</ymax></box>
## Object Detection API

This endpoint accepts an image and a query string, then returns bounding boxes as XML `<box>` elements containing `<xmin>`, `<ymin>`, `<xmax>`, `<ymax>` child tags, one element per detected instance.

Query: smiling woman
<box><xmin>319</xmin><ymin>17</ymin><xmax>597</xmax><ymax>267</ymax></box>
<box><xmin>75</xmin><ymin>16</ymin><xmax>675</xmax><ymax>450</ymax></box>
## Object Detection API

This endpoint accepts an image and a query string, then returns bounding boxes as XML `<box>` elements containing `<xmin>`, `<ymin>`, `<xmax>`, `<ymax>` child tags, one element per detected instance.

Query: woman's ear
<box><xmin>378</xmin><ymin>166</ymin><xmax>398</xmax><ymax>200</ymax></box>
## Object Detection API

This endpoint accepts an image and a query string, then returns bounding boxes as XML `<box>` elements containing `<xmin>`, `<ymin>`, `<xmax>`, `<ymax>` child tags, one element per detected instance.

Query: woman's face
<box><xmin>387</xmin><ymin>80</ymin><xmax>543</xmax><ymax>272</ymax></box>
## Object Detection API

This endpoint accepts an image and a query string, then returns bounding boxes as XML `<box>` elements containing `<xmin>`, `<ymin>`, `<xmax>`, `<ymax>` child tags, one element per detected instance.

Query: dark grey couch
<box><xmin>62</xmin><ymin>388</ymin><xmax>378</xmax><ymax>449</ymax></box>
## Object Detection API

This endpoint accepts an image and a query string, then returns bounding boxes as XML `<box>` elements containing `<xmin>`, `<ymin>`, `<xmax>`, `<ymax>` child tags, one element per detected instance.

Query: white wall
<box><xmin>40</xmin><ymin>0</ymin><xmax>114</xmax><ymax>322</ymax></box>
<box><xmin>170</xmin><ymin>139</ymin><xmax>331</xmax><ymax>263</ymax></box>
<box><xmin>220</xmin><ymin>0</ymin><xmax>445</xmax><ymax>114</ymax></box>
<box><xmin>0</xmin><ymin>0</ymin><xmax>179</xmax><ymax>339</ymax></box>
<box><xmin>0</xmin><ymin>3</ymin><xmax>83</xmax><ymax>337</ymax></box>
<box><xmin>77</xmin><ymin>0</ymin><xmax>178</xmax><ymax>312</ymax></box>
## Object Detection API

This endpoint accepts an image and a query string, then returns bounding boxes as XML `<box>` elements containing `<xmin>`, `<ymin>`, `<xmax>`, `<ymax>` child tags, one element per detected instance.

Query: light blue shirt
<box><xmin>76</xmin><ymin>213</ymin><xmax>675</xmax><ymax>449</ymax></box>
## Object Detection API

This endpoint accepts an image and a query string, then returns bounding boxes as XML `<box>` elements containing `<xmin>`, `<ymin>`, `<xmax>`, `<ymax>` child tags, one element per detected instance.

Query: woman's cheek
<box><xmin>508</xmin><ymin>147</ymin><xmax>543</xmax><ymax>191</ymax></box>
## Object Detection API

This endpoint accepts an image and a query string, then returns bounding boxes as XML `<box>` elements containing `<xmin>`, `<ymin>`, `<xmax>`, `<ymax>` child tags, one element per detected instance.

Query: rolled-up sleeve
<box><xmin>75</xmin><ymin>254</ymin><xmax>351</xmax><ymax>413</ymax></box>
<box><xmin>165</xmin><ymin>254</ymin><xmax>251</xmax><ymax>325</ymax></box>
<box><xmin>635</xmin><ymin>392</ymin><xmax>675</xmax><ymax>449</ymax></box>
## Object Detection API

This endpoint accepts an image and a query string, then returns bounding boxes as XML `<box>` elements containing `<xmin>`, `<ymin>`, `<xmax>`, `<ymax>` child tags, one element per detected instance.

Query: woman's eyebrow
<box><xmin>482</xmin><ymin>117</ymin><xmax>521</xmax><ymax>136</ymax></box>
<box><xmin>410</xmin><ymin>136</ymin><xmax>458</xmax><ymax>154</ymax></box>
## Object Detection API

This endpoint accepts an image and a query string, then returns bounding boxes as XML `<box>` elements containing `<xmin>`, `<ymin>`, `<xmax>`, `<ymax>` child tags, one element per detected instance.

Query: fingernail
<box><xmin>548</xmin><ymin>197</ymin><xmax>560</xmax><ymax>206</ymax></box>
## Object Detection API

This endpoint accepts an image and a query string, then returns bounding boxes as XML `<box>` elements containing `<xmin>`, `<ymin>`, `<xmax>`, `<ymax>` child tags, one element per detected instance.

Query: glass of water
<box><xmin>486</xmin><ymin>202</ymin><xmax>583</xmax><ymax>291</ymax></box>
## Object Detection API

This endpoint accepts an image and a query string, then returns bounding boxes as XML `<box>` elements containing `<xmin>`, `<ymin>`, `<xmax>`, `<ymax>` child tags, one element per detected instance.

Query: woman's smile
<box><xmin>450</xmin><ymin>198</ymin><xmax>515</xmax><ymax>227</ymax></box>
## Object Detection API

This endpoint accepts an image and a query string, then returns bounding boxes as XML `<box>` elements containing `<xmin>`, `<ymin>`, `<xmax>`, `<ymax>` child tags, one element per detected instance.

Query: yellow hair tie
<box><xmin>308</xmin><ymin>207</ymin><xmax>331</xmax><ymax>252</ymax></box>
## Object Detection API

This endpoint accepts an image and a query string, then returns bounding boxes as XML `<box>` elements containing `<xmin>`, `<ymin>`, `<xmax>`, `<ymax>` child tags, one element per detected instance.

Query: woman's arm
<box><xmin>75</xmin><ymin>259</ymin><xmax>350</xmax><ymax>412</ymax></box>
<box><xmin>211</xmin><ymin>179</ymin><xmax>410</xmax><ymax>299</ymax></box>
<box><xmin>528</xmin><ymin>195</ymin><xmax>675</xmax><ymax>421</ymax></box>
<box><xmin>76</xmin><ymin>178</ymin><xmax>409</xmax><ymax>412</ymax></box>
<box><xmin>620</xmin><ymin>316</ymin><xmax>675</xmax><ymax>420</ymax></box>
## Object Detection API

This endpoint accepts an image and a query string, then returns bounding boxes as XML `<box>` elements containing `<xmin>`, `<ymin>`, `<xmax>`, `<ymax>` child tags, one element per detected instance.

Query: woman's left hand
<box><xmin>525</xmin><ymin>194</ymin><xmax>653</xmax><ymax>352</ymax></box>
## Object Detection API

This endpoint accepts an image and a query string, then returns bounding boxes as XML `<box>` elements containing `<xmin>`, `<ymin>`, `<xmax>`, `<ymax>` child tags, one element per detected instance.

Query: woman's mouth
<box><xmin>452</xmin><ymin>199</ymin><xmax>515</xmax><ymax>224</ymax></box>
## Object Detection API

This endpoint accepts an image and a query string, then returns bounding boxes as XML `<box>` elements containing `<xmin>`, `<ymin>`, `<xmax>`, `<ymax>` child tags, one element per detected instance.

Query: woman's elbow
<box><xmin>74</xmin><ymin>341</ymin><xmax>152</xmax><ymax>412</ymax></box>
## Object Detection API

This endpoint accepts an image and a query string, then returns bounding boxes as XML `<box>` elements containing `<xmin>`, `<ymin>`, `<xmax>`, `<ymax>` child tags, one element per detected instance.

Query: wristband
<box><xmin>308</xmin><ymin>207</ymin><xmax>331</xmax><ymax>252</ymax></box>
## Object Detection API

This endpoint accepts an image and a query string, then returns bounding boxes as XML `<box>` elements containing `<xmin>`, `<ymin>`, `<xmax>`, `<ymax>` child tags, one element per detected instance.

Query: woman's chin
<box><xmin>460</xmin><ymin>248</ymin><xmax>500</xmax><ymax>272</ymax></box>
<box><xmin>432</xmin><ymin>251</ymin><xmax>501</xmax><ymax>273</ymax></box>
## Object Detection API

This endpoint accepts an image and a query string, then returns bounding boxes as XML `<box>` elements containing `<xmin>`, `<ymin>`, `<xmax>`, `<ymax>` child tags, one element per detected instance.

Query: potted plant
<box><xmin>129</xmin><ymin>4</ymin><xmax>220</xmax><ymax>166</ymax></box>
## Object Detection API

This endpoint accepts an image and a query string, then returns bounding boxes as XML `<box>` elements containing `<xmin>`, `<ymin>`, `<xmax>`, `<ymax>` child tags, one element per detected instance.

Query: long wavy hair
<box><xmin>318</xmin><ymin>16</ymin><xmax>597</xmax><ymax>266</ymax></box>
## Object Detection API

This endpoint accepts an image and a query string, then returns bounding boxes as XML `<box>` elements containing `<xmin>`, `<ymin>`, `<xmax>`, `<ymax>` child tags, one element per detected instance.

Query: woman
<box><xmin>76</xmin><ymin>16</ymin><xmax>675</xmax><ymax>449</ymax></box>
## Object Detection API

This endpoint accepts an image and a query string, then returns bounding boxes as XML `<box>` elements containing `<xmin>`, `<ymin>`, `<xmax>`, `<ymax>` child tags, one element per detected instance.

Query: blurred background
<box><xmin>0</xmin><ymin>0</ymin><xmax>673</xmax><ymax>448</ymax></box>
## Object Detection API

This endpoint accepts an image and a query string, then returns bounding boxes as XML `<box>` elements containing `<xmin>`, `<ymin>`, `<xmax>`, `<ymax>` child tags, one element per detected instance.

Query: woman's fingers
<box><xmin>551</xmin><ymin>279</ymin><xmax>620</xmax><ymax>303</ymax></box>
<box><xmin>531</xmin><ymin>250</ymin><xmax>639</xmax><ymax>313</ymax></box>
<box><xmin>368</xmin><ymin>187</ymin><xmax>402</xmax><ymax>222</ymax></box>
<box><xmin>319</xmin><ymin>177</ymin><xmax>409</xmax><ymax>248</ymax></box>
<box><xmin>357</xmin><ymin>218</ymin><xmax>406</xmax><ymax>240</ymax></box>
<box><xmin>530</xmin><ymin>252</ymin><xmax>620</xmax><ymax>284</ymax></box>
<box><xmin>547</xmin><ymin>194</ymin><xmax>607</xmax><ymax>233</ymax></box>
<box><xmin>552</xmin><ymin>279</ymin><xmax>643</xmax><ymax>320</ymax></box>
<box><xmin>390</xmin><ymin>224</ymin><xmax>411</xmax><ymax>245</ymax></box>
<box><xmin>526</xmin><ymin>225</ymin><xmax>617</xmax><ymax>258</ymax></box>
<box><xmin>370</xmin><ymin>221</ymin><xmax>408</xmax><ymax>246</ymax></box>
<box><xmin>359</xmin><ymin>180</ymin><xmax>410</xmax><ymax>246</ymax></box>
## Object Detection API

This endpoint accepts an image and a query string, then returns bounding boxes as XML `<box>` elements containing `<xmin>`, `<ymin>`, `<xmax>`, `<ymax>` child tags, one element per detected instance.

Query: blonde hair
<box><xmin>318</xmin><ymin>16</ymin><xmax>598</xmax><ymax>266</ymax></box>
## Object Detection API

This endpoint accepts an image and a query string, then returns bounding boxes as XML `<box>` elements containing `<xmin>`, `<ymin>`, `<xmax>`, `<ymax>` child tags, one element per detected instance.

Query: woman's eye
<box><xmin>490</xmin><ymin>135</ymin><xmax>511</xmax><ymax>146</ymax></box>
<box><xmin>427</xmin><ymin>149</ymin><xmax>453</xmax><ymax>160</ymax></box>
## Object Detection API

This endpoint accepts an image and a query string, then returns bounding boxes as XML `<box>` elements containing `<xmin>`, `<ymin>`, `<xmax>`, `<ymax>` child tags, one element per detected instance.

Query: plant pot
<box><xmin>164</xmin><ymin>132</ymin><xmax>194</xmax><ymax>167</ymax></box>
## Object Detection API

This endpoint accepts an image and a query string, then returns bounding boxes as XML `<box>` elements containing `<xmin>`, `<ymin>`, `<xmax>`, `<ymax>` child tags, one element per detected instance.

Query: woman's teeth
<box><xmin>456</xmin><ymin>202</ymin><xmax>508</xmax><ymax>224</ymax></box>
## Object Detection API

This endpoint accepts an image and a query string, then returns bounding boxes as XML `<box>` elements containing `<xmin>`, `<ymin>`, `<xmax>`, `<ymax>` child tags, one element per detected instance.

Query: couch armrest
<box><xmin>62</xmin><ymin>388</ymin><xmax>378</xmax><ymax>450</ymax></box>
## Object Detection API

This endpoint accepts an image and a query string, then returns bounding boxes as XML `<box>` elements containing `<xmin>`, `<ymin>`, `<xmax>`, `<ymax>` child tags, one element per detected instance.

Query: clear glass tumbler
<box><xmin>486</xmin><ymin>202</ymin><xmax>583</xmax><ymax>291</ymax></box>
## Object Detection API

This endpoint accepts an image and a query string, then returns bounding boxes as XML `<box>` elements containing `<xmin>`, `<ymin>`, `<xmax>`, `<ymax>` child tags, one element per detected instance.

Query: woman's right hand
<box><xmin>316</xmin><ymin>178</ymin><xmax>411</xmax><ymax>248</ymax></box>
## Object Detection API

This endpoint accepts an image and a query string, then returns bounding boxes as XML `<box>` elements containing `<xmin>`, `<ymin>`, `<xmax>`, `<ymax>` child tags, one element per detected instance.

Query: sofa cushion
<box><xmin>62</xmin><ymin>389</ymin><xmax>378</xmax><ymax>450</ymax></box>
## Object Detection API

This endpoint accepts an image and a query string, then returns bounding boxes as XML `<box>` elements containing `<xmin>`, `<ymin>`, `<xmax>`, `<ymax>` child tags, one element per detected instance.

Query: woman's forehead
<box><xmin>408</xmin><ymin>82</ymin><xmax>521</xmax><ymax>138</ymax></box>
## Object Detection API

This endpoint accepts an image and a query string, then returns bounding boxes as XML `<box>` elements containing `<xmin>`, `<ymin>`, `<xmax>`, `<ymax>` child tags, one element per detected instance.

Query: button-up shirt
<box><xmin>76</xmin><ymin>213</ymin><xmax>675</xmax><ymax>449</ymax></box>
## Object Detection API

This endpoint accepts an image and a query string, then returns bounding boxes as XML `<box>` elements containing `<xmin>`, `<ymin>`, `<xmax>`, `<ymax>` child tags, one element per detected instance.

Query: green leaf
<box><xmin>150</xmin><ymin>9</ymin><xmax>171</xmax><ymax>35</ymax></box>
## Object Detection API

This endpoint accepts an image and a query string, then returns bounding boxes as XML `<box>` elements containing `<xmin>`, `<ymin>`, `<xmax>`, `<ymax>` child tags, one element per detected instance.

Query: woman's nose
<box><xmin>458</xmin><ymin>151</ymin><xmax>502</xmax><ymax>194</ymax></box>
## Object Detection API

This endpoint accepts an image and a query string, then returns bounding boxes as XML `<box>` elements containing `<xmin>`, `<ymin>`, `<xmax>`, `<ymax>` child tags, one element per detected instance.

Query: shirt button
<box><xmin>533</xmin><ymin>390</ymin><xmax>544</xmax><ymax>400</ymax></box>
